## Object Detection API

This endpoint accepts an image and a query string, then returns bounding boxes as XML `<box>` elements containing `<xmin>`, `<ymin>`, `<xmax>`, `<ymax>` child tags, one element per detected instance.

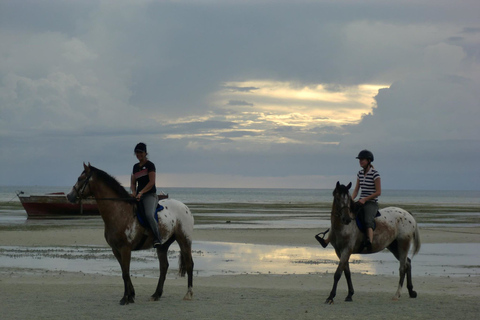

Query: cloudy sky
<box><xmin>1</xmin><ymin>0</ymin><xmax>479</xmax><ymax>190</ymax></box>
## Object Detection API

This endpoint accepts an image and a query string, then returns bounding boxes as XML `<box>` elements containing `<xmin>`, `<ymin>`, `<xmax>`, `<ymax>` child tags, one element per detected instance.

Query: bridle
<box><xmin>72</xmin><ymin>170</ymin><xmax>94</xmax><ymax>201</ymax></box>
<box><xmin>332</xmin><ymin>191</ymin><xmax>353</xmax><ymax>223</ymax></box>
<box><xmin>72</xmin><ymin>170</ymin><xmax>136</xmax><ymax>202</ymax></box>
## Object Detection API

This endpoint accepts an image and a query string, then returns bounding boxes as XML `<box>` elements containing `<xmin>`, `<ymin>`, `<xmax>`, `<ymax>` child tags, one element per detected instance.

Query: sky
<box><xmin>1</xmin><ymin>0</ymin><xmax>479</xmax><ymax>190</ymax></box>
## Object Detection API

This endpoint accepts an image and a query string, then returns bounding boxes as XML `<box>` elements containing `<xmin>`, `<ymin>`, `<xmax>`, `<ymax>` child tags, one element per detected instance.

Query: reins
<box><xmin>73</xmin><ymin>170</ymin><xmax>137</xmax><ymax>203</ymax></box>
<box><xmin>332</xmin><ymin>197</ymin><xmax>351</xmax><ymax>218</ymax></box>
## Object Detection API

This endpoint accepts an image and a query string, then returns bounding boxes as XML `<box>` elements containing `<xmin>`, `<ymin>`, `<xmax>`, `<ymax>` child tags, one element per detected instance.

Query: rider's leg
<box><xmin>367</xmin><ymin>228</ymin><xmax>373</xmax><ymax>243</ymax></box>
<box><xmin>142</xmin><ymin>193</ymin><xmax>162</xmax><ymax>247</ymax></box>
<box><xmin>363</xmin><ymin>201</ymin><xmax>378</xmax><ymax>249</ymax></box>
<box><xmin>315</xmin><ymin>228</ymin><xmax>330</xmax><ymax>248</ymax></box>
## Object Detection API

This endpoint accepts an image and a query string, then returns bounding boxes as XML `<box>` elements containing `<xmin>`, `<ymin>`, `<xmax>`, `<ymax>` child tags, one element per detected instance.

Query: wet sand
<box><xmin>1</xmin><ymin>225</ymin><xmax>479</xmax><ymax>247</ymax></box>
<box><xmin>1</xmin><ymin>226</ymin><xmax>479</xmax><ymax>319</ymax></box>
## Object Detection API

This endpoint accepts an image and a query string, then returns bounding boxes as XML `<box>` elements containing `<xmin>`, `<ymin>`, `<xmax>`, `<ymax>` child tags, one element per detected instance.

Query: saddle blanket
<box><xmin>136</xmin><ymin>204</ymin><xmax>164</xmax><ymax>228</ymax></box>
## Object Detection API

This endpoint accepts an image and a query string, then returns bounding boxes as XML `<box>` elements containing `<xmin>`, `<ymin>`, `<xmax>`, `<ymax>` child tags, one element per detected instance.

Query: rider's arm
<box><xmin>352</xmin><ymin>178</ymin><xmax>360</xmax><ymax>199</ymax></box>
<box><xmin>130</xmin><ymin>174</ymin><xmax>136</xmax><ymax>196</ymax></box>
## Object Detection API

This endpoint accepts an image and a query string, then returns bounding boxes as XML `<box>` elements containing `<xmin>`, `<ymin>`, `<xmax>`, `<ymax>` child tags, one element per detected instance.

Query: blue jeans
<box><xmin>141</xmin><ymin>193</ymin><xmax>161</xmax><ymax>242</ymax></box>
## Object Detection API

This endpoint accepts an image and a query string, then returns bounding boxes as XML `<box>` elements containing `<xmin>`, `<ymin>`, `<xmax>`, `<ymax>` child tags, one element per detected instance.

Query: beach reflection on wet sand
<box><xmin>1</xmin><ymin>241</ymin><xmax>478</xmax><ymax>278</ymax></box>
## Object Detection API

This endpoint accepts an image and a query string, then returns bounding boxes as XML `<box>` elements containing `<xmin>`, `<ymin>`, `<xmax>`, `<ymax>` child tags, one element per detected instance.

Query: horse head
<box><xmin>67</xmin><ymin>163</ymin><xmax>94</xmax><ymax>203</ymax></box>
<box><xmin>332</xmin><ymin>181</ymin><xmax>354</xmax><ymax>225</ymax></box>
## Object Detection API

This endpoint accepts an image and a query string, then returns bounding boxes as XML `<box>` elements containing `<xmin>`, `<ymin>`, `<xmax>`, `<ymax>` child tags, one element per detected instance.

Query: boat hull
<box><xmin>19</xmin><ymin>194</ymin><xmax>98</xmax><ymax>217</ymax></box>
<box><xmin>18</xmin><ymin>192</ymin><xmax>168</xmax><ymax>218</ymax></box>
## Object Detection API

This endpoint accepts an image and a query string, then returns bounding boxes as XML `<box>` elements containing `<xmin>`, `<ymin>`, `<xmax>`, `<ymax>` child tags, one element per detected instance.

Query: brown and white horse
<box><xmin>324</xmin><ymin>182</ymin><xmax>420</xmax><ymax>304</ymax></box>
<box><xmin>67</xmin><ymin>163</ymin><xmax>194</xmax><ymax>305</ymax></box>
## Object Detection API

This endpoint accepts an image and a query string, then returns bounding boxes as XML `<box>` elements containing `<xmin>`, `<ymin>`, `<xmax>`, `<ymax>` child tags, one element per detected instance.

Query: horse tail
<box><xmin>178</xmin><ymin>243</ymin><xmax>193</xmax><ymax>277</ymax></box>
<box><xmin>179</xmin><ymin>250</ymin><xmax>187</xmax><ymax>277</ymax></box>
<box><xmin>412</xmin><ymin>220</ymin><xmax>421</xmax><ymax>257</ymax></box>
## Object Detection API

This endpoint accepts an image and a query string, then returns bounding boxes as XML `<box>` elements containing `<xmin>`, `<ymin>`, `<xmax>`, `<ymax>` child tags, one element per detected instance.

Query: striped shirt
<box><xmin>357</xmin><ymin>167</ymin><xmax>380</xmax><ymax>202</ymax></box>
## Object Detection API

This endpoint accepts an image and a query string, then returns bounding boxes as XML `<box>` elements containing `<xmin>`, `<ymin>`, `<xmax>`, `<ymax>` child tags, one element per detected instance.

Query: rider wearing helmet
<box><xmin>131</xmin><ymin>142</ymin><xmax>162</xmax><ymax>248</ymax></box>
<box><xmin>352</xmin><ymin>149</ymin><xmax>381</xmax><ymax>251</ymax></box>
<box><xmin>316</xmin><ymin>150</ymin><xmax>381</xmax><ymax>251</ymax></box>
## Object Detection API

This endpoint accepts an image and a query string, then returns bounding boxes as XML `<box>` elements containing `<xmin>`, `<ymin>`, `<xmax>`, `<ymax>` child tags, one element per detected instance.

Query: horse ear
<box><xmin>83</xmin><ymin>162</ymin><xmax>91</xmax><ymax>174</ymax></box>
<box><xmin>347</xmin><ymin>182</ymin><xmax>352</xmax><ymax>190</ymax></box>
<box><xmin>336</xmin><ymin>181</ymin><xmax>340</xmax><ymax>188</ymax></box>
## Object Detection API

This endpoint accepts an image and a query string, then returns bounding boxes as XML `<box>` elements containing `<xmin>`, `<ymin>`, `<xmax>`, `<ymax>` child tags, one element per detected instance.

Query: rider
<box><xmin>315</xmin><ymin>150</ymin><xmax>381</xmax><ymax>250</ymax></box>
<box><xmin>352</xmin><ymin>150</ymin><xmax>381</xmax><ymax>250</ymax></box>
<box><xmin>131</xmin><ymin>142</ymin><xmax>162</xmax><ymax>248</ymax></box>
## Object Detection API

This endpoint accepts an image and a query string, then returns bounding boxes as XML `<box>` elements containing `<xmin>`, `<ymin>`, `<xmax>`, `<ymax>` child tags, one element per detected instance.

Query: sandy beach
<box><xmin>1</xmin><ymin>225</ymin><xmax>479</xmax><ymax>320</ymax></box>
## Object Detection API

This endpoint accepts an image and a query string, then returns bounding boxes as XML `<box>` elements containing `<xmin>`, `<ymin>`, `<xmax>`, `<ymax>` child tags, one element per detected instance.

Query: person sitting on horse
<box><xmin>316</xmin><ymin>149</ymin><xmax>381</xmax><ymax>250</ymax></box>
<box><xmin>131</xmin><ymin>142</ymin><xmax>162</xmax><ymax>248</ymax></box>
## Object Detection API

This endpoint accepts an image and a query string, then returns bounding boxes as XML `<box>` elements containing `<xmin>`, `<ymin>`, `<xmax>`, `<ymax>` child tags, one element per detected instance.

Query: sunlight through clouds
<box><xmin>217</xmin><ymin>80</ymin><xmax>387</xmax><ymax>125</ymax></box>
<box><xmin>156</xmin><ymin>80</ymin><xmax>388</xmax><ymax>147</ymax></box>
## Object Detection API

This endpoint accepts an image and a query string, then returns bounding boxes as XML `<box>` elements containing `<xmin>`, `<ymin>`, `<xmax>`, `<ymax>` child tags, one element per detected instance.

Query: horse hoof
<box><xmin>150</xmin><ymin>294</ymin><xmax>160</xmax><ymax>301</ymax></box>
<box><xmin>325</xmin><ymin>299</ymin><xmax>334</xmax><ymax>305</ymax></box>
<box><xmin>345</xmin><ymin>296</ymin><xmax>353</xmax><ymax>302</ymax></box>
<box><xmin>120</xmin><ymin>297</ymin><xmax>133</xmax><ymax>305</ymax></box>
<box><xmin>183</xmin><ymin>291</ymin><xmax>193</xmax><ymax>300</ymax></box>
<box><xmin>409</xmin><ymin>291</ymin><xmax>417</xmax><ymax>298</ymax></box>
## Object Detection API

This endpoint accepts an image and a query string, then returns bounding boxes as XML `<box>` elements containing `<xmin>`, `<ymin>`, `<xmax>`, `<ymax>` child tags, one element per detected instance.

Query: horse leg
<box><xmin>112</xmin><ymin>247</ymin><xmax>135</xmax><ymax>305</ymax></box>
<box><xmin>392</xmin><ymin>241</ymin><xmax>410</xmax><ymax>300</ymax></box>
<box><xmin>406</xmin><ymin>257</ymin><xmax>417</xmax><ymax>298</ymax></box>
<box><xmin>180</xmin><ymin>241</ymin><xmax>194</xmax><ymax>300</ymax></box>
<box><xmin>344</xmin><ymin>261</ymin><xmax>354</xmax><ymax>302</ymax></box>
<box><xmin>174</xmin><ymin>233</ymin><xmax>194</xmax><ymax>300</ymax></box>
<box><xmin>151</xmin><ymin>243</ymin><xmax>171</xmax><ymax>301</ymax></box>
<box><xmin>326</xmin><ymin>254</ymin><xmax>349</xmax><ymax>304</ymax></box>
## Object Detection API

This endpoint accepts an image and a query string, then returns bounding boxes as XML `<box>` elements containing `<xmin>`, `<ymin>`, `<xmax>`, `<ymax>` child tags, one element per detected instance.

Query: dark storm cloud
<box><xmin>227</xmin><ymin>100</ymin><xmax>254</xmax><ymax>107</ymax></box>
<box><xmin>224</xmin><ymin>86</ymin><xmax>260</xmax><ymax>93</ymax></box>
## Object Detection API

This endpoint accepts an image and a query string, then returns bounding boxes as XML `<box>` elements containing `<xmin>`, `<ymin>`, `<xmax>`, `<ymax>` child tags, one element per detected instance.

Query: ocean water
<box><xmin>2</xmin><ymin>185</ymin><xmax>480</xmax><ymax>205</ymax></box>
<box><xmin>1</xmin><ymin>185</ymin><xmax>479</xmax><ymax>229</ymax></box>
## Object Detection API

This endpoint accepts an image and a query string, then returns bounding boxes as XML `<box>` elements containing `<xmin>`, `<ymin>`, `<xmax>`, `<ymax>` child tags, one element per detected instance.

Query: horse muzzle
<box><xmin>342</xmin><ymin>216</ymin><xmax>352</xmax><ymax>225</ymax></box>
<box><xmin>66</xmin><ymin>191</ymin><xmax>78</xmax><ymax>203</ymax></box>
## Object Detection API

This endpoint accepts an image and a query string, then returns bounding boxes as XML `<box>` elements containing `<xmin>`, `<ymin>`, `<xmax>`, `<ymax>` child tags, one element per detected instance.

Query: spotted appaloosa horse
<box><xmin>67</xmin><ymin>163</ymin><xmax>194</xmax><ymax>305</ymax></box>
<box><xmin>324</xmin><ymin>182</ymin><xmax>421</xmax><ymax>304</ymax></box>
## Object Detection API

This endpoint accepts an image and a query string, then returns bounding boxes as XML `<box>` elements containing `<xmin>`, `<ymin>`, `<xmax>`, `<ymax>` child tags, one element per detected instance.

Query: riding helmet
<box><xmin>134</xmin><ymin>142</ymin><xmax>147</xmax><ymax>153</ymax></box>
<box><xmin>356</xmin><ymin>150</ymin><xmax>374</xmax><ymax>162</ymax></box>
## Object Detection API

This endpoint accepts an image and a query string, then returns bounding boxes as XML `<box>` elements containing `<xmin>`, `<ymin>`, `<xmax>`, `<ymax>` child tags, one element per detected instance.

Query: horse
<box><xmin>67</xmin><ymin>163</ymin><xmax>194</xmax><ymax>305</ymax></box>
<box><xmin>323</xmin><ymin>182</ymin><xmax>420</xmax><ymax>304</ymax></box>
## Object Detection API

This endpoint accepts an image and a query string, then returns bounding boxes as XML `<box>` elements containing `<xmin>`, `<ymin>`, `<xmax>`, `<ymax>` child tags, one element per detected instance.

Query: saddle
<box><xmin>135</xmin><ymin>202</ymin><xmax>164</xmax><ymax>228</ymax></box>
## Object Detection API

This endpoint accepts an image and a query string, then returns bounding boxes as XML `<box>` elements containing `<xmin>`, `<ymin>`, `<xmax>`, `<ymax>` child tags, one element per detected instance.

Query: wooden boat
<box><xmin>17</xmin><ymin>191</ymin><xmax>168</xmax><ymax>218</ymax></box>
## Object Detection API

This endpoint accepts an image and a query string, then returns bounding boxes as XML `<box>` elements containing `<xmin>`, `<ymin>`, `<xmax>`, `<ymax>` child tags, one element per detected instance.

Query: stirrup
<box><xmin>315</xmin><ymin>228</ymin><xmax>330</xmax><ymax>248</ymax></box>
<box><xmin>360</xmin><ymin>238</ymin><xmax>372</xmax><ymax>252</ymax></box>
<box><xmin>153</xmin><ymin>240</ymin><xmax>162</xmax><ymax>248</ymax></box>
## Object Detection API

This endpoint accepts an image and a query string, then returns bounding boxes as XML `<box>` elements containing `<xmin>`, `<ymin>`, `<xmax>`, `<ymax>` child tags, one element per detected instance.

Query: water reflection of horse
<box><xmin>67</xmin><ymin>163</ymin><xmax>194</xmax><ymax>305</ymax></box>
<box><xmin>324</xmin><ymin>182</ymin><xmax>420</xmax><ymax>304</ymax></box>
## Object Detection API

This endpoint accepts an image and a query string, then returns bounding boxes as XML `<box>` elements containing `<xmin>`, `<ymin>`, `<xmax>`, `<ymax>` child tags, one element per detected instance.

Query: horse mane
<box><xmin>90</xmin><ymin>166</ymin><xmax>131</xmax><ymax>200</ymax></box>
